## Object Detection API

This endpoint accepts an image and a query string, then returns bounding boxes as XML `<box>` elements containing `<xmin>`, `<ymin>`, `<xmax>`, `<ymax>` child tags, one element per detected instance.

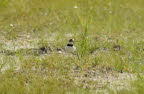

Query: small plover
<box><xmin>113</xmin><ymin>45</ymin><xmax>121</xmax><ymax>51</ymax></box>
<box><xmin>57</xmin><ymin>48</ymin><xmax>62</xmax><ymax>54</ymax></box>
<box><xmin>65</xmin><ymin>39</ymin><xmax>76</xmax><ymax>52</ymax></box>
<box><xmin>39</xmin><ymin>46</ymin><xmax>52</xmax><ymax>54</ymax></box>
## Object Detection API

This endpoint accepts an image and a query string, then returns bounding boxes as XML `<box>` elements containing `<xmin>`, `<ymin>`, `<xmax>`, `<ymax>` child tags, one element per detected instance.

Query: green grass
<box><xmin>0</xmin><ymin>0</ymin><xmax>144</xmax><ymax>93</ymax></box>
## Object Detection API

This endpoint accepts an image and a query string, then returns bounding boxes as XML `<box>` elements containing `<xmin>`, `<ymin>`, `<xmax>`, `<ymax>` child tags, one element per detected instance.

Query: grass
<box><xmin>0</xmin><ymin>0</ymin><xmax>144</xmax><ymax>93</ymax></box>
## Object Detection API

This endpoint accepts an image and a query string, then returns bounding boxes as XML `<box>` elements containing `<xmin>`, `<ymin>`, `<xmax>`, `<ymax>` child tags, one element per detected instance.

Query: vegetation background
<box><xmin>0</xmin><ymin>0</ymin><xmax>144</xmax><ymax>93</ymax></box>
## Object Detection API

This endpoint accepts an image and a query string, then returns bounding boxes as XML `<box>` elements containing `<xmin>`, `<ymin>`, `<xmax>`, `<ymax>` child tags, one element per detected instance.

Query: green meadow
<box><xmin>0</xmin><ymin>0</ymin><xmax>144</xmax><ymax>93</ymax></box>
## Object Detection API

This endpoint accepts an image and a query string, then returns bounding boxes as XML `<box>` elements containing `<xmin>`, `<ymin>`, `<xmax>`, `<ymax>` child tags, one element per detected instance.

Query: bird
<box><xmin>113</xmin><ymin>45</ymin><xmax>121</xmax><ymax>51</ymax></box>
<box><xmin>57</xmin><ymin>48</ymin><xmax>62</xmax><ymax>54</ymax></box>
<box><xmin>65</xmin><ymin>39</ymin><xmax>76</xmax><ymax>52</ymax></box>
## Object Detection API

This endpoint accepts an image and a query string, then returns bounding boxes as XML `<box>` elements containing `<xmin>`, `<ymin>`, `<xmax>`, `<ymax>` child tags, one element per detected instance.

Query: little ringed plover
<box><xmin>65</xmin><ymin>39</ymin><xmax>76</xmax><ymax>52</ymax></box>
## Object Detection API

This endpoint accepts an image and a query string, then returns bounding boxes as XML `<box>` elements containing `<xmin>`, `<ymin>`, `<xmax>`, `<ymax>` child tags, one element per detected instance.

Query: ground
<box><xmin>0</xmin><ymin>0</ymin><xmax>144</xmax><ymax>94</ymax></box>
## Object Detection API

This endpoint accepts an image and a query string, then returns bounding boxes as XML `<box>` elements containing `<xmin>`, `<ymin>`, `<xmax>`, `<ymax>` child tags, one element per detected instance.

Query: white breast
<box><xmin>65</xmin><ymin>46</ymin><xmax>76</xmax><ymax>52</ymax></box>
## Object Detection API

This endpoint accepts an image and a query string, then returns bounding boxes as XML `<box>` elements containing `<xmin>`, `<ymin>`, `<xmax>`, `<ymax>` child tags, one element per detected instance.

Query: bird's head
<box><xmin>69</xmin><ymin>39</ymin><xmax>74</xmax><ymax>42</ymax></box>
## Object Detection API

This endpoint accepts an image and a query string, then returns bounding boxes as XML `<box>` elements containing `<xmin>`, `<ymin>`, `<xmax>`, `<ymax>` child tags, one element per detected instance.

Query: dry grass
<box><xmin>0</xmin><ymin>0</ymin><xmax>144</xmax><ymax>94</ymax></box>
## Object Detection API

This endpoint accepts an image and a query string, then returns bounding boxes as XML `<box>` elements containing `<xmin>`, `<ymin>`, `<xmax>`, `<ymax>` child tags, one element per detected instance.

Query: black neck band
<box><xmin>67</xmin><ymin>44</ymin><xmax>73</xmax><ymax>47</ymax></box>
